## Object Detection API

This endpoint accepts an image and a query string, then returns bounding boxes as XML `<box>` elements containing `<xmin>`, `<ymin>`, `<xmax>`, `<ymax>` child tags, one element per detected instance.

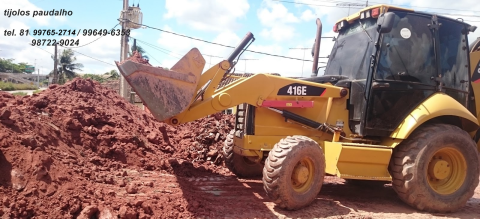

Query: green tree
<box><xmin>17</xmin><ymin>62</ymin><xmax>28</xmax><ymax>73</ymax></box>
<box><xmin>0</xmin><ymin>58</ymin><xmax>21</xmax><ymax>73</ymax></box>
<box><xmin>50</xmin><ymin>49</ymin><xmax>84</xmax><ymax>84</ymax></box>
<box><xmin>103</xmin><ymin>70</ymin><xmax>119</xmax><ymax>80</ymax></box>
<box><xmin>81</xmin><ymin>73</ymin><xmax>105</xmax><ymax>83</ymax></box>
<box><xmin>0</xmin><ymin>59</ymin><xmax>36</xmax><ymax>73</ymax></box>
<box><xmin>128</xmin><ymin>45</ymin><xmax>149</xmax><ymax>60</ymax></box>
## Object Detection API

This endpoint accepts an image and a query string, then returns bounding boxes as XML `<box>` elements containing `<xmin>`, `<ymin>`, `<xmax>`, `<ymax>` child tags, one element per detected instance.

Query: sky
<box><xmin>0</xmin><ymin>0</ymin><xmax>479</xmax><ymax>78</ymax></box>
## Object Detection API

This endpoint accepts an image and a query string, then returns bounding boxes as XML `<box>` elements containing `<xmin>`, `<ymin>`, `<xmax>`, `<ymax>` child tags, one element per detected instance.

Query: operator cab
<box><xmin>304</xmin><ymin>5</ymin><xmax>477</xmax><ymax>137</ymax></box>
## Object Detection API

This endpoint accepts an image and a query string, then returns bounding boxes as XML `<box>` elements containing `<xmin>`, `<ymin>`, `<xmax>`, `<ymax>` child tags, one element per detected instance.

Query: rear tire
<box><xmin>263</xmin><ymin>136</ymin><xmax>325</xmax><ymax>210</ymax></box>
<box><xmin>389</xmin><ymin>124</ymin><xmax>479</xmax><ymax>213</ymax></box>
<box><xmin>223</xmin><ymin>130</ymin><xmax>263</xmax><ymax>178</ymax></box>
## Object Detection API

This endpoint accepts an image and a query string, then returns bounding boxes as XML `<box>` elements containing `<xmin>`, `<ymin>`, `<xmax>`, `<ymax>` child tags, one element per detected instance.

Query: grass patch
<box><xmin>33</xmin><ymin>89</ymin><xmax>42</xmax><ymax>94</ymax></box>
<box><xmin>0</xmin><ymin>81</ymin><xmax>38</xmax><ymax>91</ymax></box>
<box><xmin>11</xmin><ymin>92</ymin><xmax>28</xmax><ymax>96</ymax></box>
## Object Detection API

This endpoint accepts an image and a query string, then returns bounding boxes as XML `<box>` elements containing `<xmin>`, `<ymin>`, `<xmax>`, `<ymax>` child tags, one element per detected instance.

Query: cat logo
<box><xmin>473</xmin><ymin>60</ymin><xmax>480</xmax><ymax>83</ymax></box>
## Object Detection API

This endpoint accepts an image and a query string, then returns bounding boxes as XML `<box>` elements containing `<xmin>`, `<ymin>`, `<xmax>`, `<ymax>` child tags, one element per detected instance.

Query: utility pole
<box><xmin>203</xmin><ymin>54</ymin><xmax>223</xmax><ymax>68</ymax></box>
<box><xmin>238</xmin><ymin>58</ymin><xmax>258</xmax><ymax>73</ymax></box>
<box><xmin>34</xmin><ymin>59</ymin><xmax>38</xmax><ymax>86</ymax></box>
<box><xmin>119</xmin><ymin>0</ymin><xmax>130</xmax><ymax>99</ymax></box>
<box><xmin>289</xmin><ymin>48</ymin><xmax>310</xmax><ymax>77</ymax></box>
<box><xmin>53</xmin><ymin>43</ymin><xmax>58</xmax><ymax>84</ymax></box>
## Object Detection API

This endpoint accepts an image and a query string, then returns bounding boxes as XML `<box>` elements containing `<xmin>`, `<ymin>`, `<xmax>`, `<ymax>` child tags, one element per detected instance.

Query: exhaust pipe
<box><xmin>311</xmin><ymin>18</ymin><xmax>322</xmax><ymax>77</ymax></box>
<box><xmin>227</xmin><ymin>32</ymin><xmax>255</xmax><ymax>64</ymax></box>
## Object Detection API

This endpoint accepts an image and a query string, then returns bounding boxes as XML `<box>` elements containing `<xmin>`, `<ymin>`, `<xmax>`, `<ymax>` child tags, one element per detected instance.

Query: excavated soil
<box><xmin>0</xmin><ymin>78</ymin><xmax>233</xmax><ymax>218</ymax></box>
<box><xmin>119</xmin><ymin>51</ymin><xmax>151</xmax><ymax>66</ymax></box>
<box><xmin>0</xmin><ymin>78</ymin><xmax>479</xmax><ymax>218</ymax></box>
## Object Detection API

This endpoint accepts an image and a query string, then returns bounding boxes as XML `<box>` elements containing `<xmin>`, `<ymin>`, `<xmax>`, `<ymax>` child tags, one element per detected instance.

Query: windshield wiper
<box><xmin>358</xmin><ymin>20</ymin><xmax>373</xmax><ymax>42</ymax></box>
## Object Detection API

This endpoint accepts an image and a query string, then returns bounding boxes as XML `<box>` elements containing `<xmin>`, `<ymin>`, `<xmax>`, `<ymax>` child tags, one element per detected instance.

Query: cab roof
<box><xmin>335</xmin><ymin>4</ymin><xmax>472</xmax><ymax>26</ymax></box>
<box><xmin>336</xmin><ymin>4</ymin><xmax>413</xmax><ymax>24</ymax></box>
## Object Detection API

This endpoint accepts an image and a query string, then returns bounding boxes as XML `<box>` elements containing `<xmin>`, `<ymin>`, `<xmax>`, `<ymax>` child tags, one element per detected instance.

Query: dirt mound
<box><xmin>0</xmin><ymin>78</ymin><xmax>234</xmax><ymax>218</ymax></box>
<box><xmin>122</xmin><ymin>51</ymin><xmax>151</xmax><ymax>66</ymax></box>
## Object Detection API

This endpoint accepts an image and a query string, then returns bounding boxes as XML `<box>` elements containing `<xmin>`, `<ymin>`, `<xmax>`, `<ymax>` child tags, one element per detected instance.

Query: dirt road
<box><xmin>1</xmin><ymin>79</ymin><xmax>479</xmax><ymax>218</ymax></box>
<box><xmin>103</xmin><ymin>164</ymin><xmax>480</xmax><ymax>219</ymax></box>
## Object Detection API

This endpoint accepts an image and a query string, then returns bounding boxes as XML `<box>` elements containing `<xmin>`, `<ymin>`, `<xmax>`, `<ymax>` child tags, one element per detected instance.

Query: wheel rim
<box><xmin>291</xmin><ymin>157</ymin><xmax>315</xmax><ymax>193</ymax></box>
<box><xmin>427</xmin><ymin>147</ymin><xmax>467</xmax><ymax>195</ymax></box>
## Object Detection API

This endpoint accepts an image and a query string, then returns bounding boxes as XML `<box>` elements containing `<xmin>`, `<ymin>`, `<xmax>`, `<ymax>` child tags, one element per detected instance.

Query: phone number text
<box><xmin>18</xmin><ymin>29</ymin><xmax>130</xmax><ymax>37</ymax></box>
<box><xmin>31</xmin><ymin>39</ymin><xmax>80</xmax><ymax>47</ymax></box>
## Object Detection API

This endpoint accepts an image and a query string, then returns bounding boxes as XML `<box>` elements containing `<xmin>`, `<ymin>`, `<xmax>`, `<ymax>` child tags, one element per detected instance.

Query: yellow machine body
<box><xmin>117</xmin><ymin>4</ymin><xmax>480</xmax><ymax>181</ymax></box>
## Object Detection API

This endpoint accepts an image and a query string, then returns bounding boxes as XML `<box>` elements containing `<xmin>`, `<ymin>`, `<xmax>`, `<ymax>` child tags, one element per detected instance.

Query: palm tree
<box><xmin>129</xmin><ymin>45</ymin><xmax>149</xmax><ymax>60</ymax></box>
<box><xmin>50</xmin><ymin>49</ymin><xmax>84</xmax><ymax>84</ymax></box>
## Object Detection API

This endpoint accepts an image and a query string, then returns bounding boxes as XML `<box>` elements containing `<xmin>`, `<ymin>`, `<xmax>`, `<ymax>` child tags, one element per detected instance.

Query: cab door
<box><xmin>363</xmin><ymin>11</ymin><xmax>438</xmax><ymax>136</ymax></box>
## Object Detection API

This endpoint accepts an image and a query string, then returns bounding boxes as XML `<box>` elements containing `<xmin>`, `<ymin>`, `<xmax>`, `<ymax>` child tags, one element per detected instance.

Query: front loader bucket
<box><xmin>115</xmin><ymin>48</ymin><xmax>206</xmax><ymax>121</ymax></box>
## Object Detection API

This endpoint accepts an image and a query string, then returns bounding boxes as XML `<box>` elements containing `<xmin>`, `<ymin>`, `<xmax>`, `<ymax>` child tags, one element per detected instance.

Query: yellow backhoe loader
<box><xmin>116</xmin><ymin>5</ymin><xmax>480</xmax><ymax>213</ymax></box>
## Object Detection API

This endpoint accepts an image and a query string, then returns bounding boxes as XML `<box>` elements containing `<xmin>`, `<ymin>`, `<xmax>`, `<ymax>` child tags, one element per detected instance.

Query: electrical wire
<box><xmin>131</xmin><ymin>37</ymin><xmax>182</xmax><ymax>59</ymax></box>
<box><xmin>342</xmin><ymin>0</ymin><xmax>480</xmax><ymax>13</ymax></box>
<box><xmin>57</xmin><ymin>45</ymin><xmax>116</xmax><ymax>67</ymax></box>
<box><xmin>34</xmin><ymin>46</ymin><xmax>54</xmax><ymax>56</ymax></box>
<box><xmin>135</xmin><ymin>43</ymin><xmax>164</xmax><ymax>65</ymax></box>
<box><xmin>66</xmin><ymin>23</ymin><xmax>120</xmax><ymax>48</ymax></box>
<box><xmin>127</xmin><ymin>21</ymin><xmax>329</xmax><ymax>62</ymax></box>
<box><xmin>275</xmin><ymin>0</ymin><xmax>480</xmax><ymax>18</ymax></box>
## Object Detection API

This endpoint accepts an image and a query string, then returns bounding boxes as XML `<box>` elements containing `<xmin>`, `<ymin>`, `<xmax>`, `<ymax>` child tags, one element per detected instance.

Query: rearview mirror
<box><xmin>377</xmin><ymin>12</ymin><xmax>395</xmax><ymax>33</ymax></box>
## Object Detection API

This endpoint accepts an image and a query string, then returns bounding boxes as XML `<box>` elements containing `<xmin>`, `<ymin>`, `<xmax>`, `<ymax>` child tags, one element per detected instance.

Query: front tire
<box><xmin>389</xmin><ymin>124</ymin><xmax>479</xmax><ymax>212</ymax></box>
<box><xmin>223</xmin><ymin>130</ymin><xmax>263</xmax><ymax>178</ymax></box>
<box><xmin>263</xmin><ymin>136</ymin><xmax>325</xmax><ymax>210</ymax></box>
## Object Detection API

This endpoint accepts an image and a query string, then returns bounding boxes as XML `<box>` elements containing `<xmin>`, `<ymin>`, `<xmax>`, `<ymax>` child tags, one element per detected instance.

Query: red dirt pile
<box><xmin>0</xmin><ymin>78</ymin><xmax>234</xmax><ymax>218</ymax></box>
<box><xmin>124</xmin><ymin>51</ymin><xmax>151</xmax><ymax>66</ymax></box>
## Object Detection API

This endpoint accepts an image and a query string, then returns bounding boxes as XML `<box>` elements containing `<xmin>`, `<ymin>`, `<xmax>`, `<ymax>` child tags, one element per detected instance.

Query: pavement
<box><xmin>3</xmin><ymin>87</ymin><xmax>48</xmax><ymax>95</ymax></box>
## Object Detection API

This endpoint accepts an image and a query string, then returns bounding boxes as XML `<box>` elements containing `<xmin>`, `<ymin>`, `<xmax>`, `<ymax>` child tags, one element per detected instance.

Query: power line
<box><xmin>274</xmin><ymin>0</ymin><xmax>480</xmax><ymax>18</ymax></box>
<box><xmin>57</xmin><ymin>45</ymin><xmax>116</xmax><ymax>67</ymax></box>
<box><xmin>203</xmin><ymin>54</ymin><xmax>223</xmax><ymax>68</ymax></box>
<box><xmin>67</xmin><ymin>23</ymin><xmax>121</xmax><ymax>48</ymax></box>
<box><xmin>131</xmin><ymin>37</ymin><xmax>182</xmax><ymax>59</ymax></box>
<box><xmin>289</xmin><ymin>48</ymin><xmax>311</xmax><ymax>76</ymax></box>
<box><xmin>341</xmin><ymin>0</ymin><xmax>480</xmax><ymax>13</ymax></box>
<box><xmin>128</xmin><ymin>21</ymin><xmax>328</xmax><ymax>62</ymax></box>
<box><xmin>135</xmin><ymin>44</ymin><xmax>163</xmax><ymax>65</ymax></box>
<box><xmin>273</xmin><ymin>0</ymin><xmax>361</xmax><ymax>9</ymax></box>
<box><xmin>33</xmin><ymin>46</ymin><xmax>54</xmax><ymax>56</ymax></box>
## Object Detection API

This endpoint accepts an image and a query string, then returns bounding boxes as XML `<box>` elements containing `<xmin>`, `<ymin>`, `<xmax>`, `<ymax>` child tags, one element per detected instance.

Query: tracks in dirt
<box><xmin>116</xmin><ymin>170</ymin><xmax>480</xmax><ymax>218</ymax></box>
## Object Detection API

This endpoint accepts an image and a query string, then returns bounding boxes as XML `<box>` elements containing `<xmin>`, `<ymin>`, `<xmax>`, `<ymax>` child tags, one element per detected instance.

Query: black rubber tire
<box><xmin>389</xmin><ymin>124</ymin><xmax>479</xmax><ymax>213</ymax></box>
<box><xmin>223</xmin><ymin>130</ymin><xmax>263</xmax><ymax>178</ymax></box>
<box><xmin>263</xmin><ymin>135</ymin><xmax>325</xmax><ymax>210</ymax></box>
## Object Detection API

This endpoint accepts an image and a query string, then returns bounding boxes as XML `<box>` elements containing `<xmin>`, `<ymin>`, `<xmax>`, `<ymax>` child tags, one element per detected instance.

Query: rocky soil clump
<box><xmin>0</xmin><ymin>78</ymin><xmax>234</xmax><ymax>218</ymax></box>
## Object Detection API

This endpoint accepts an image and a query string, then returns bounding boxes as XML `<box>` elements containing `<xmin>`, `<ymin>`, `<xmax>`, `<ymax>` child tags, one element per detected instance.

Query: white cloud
<box><xmin>0</xmin><ymin>0</ymin><xmax>67</xmax><ymax>27</ymax></box>
<box><xmin>154</xmin><ymin>25</ymin><xmax>245</xmax><ymax>70</ymax></box>
<box><xmin>163</xmin><ymin>0</ymin><xmax>249</xmax><ymax>32</ymax></box>
<box><xmin>300</xmin><ymin>9</ymin><xmax>316</xmax><ymax>22</ymax></box>
<box><xmin>258</xmin><ymin>1</ymin><xmax>299</xmax><ymax>25</ymax></box>
<box><xmin>0</xmin><ymin>0</ymin><xmax>79</xmax><ymax>76</ymax></box>
<box><xmin>260</xmin><ymin>25</ymin><xmax>296</xmax><ymax>42</ymax></box>
<box><xmin>257</xmin><ymin>0</ymin><xmax>301</xmax><ymax>42</ymax></box>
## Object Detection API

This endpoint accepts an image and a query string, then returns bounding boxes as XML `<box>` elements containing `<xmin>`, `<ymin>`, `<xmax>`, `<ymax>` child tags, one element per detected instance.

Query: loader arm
<box><xmin>170</xmin><ymin>71</ymin><xmax>347</xmax><ymax>125</ymax></box>
<box><xmin>115</xmin><ymin>30</ymin><xmax>346</xmax><ymax>127</ymax></box>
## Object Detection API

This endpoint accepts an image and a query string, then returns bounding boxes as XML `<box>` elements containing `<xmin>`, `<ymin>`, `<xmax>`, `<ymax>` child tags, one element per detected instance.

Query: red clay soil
<box><xmin>121</xmin><ymin>51</ymin><xmax>151</xmax><ymax>66</ymax></box>
<box><xmin>0</xmin><ymin>78</ymin><xmax>234</xmax><ymax>218</ymax></box>
<box><xmin>2</xmin><ymin>79</ymin><xmax>480</xmax><ymax>218</ymax></box>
